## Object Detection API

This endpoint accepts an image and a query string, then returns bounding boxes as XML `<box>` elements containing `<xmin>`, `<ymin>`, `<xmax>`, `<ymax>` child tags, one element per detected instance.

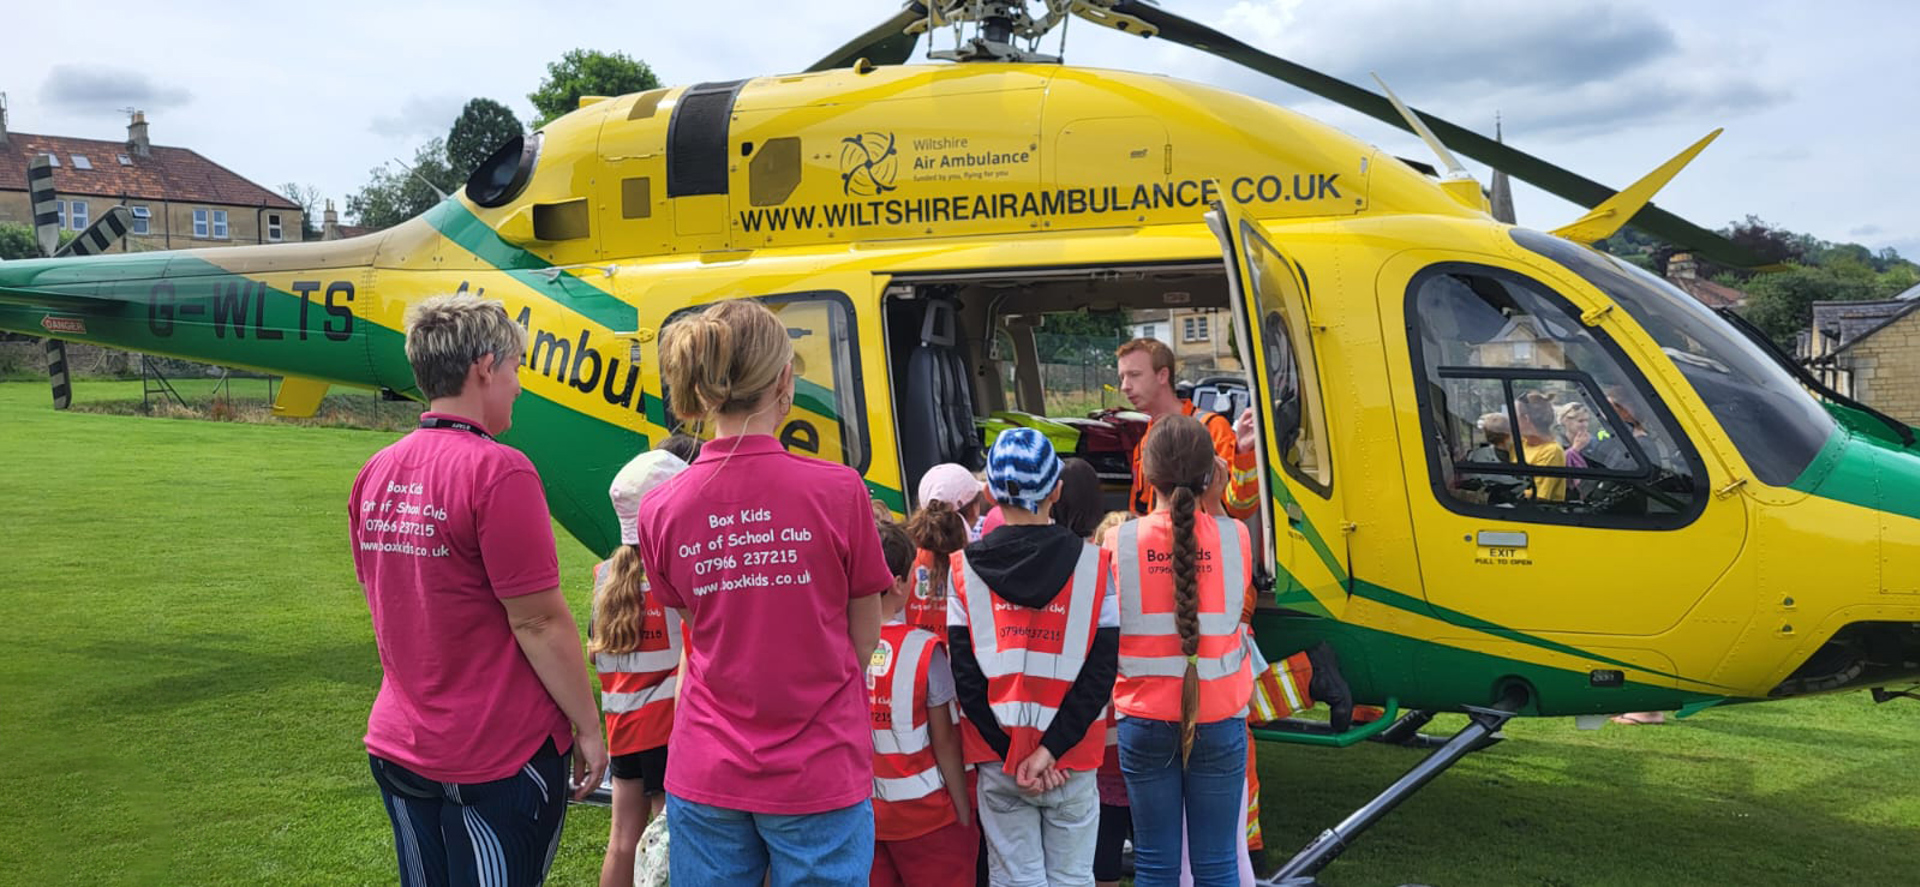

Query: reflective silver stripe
<box><xmin>595</xmin><ymin>647</ymin><xmax>681</xmax><ymax>674</ymax></box>
<box><xmin>603</xmin><ymin>674</ymin><xmax>677</xmax><ymax>713</ymax></box>
<box><xmin>1118</xmin><ymin>642</ymin><xmax>1247</xmax><ymax>679</ymax></box>
<box><xmin>872</xmin><ymin>630</ymin><xmax>935</xmax><ymax>757</ymax></box>
<box><xmin>990</xmin><ymin>699</ymin><xmax>1062</xmax><ymax>728</ymax></box>
<box><xmin>590</xmin><ymin>561</ymin><xmax>683</xmax><ymax>675</ymax></box>
<box><xmin>873</xmin><ymin>767</ymin><xmax>945</xmax><ymax>802</ymax></box>
<box><xmin>1116</xmin><ymin>518</ymin><xmax>1247</xmax><ymax>636</ymax></box>
<box><xmin>1214</xmin><ymin>515</ymin><xmax>1249</xmax><ymax>599</ymax></box>
<box><xmin>871</xmin><ymin>727</ymin><xmax>929</xmax><ymax>756</ymax></box>
<box><xmin>960</xmin><ymin>546</ymin><xmax>1102</xmax><ymax>681</ymax></box>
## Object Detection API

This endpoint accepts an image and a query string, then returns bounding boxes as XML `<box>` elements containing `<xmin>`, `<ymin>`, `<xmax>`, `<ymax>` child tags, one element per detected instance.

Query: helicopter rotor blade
<box><xmin>1097</xmin><ymin>1</ymin><xmax>1768</xmax><ymax>267</ymax></box>
<box><xmin>806</xmin><ymin>3</ymin><xmax>929</xmax><ymax>72</ymax></box>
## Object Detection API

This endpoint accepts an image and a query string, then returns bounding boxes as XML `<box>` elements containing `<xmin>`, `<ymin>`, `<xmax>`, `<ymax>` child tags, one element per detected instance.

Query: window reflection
<box><xmin>1412</xmin><ymin>267</ymin><xmax>1701</xmax><ymax>525</ymax></box>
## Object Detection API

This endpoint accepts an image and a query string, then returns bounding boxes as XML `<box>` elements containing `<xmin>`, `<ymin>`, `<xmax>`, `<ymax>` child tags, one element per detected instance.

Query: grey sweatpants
<box><xmin>976</xmin><ymin>766</ymin><xmax>1098</xmax><ymax>887</ymax></box>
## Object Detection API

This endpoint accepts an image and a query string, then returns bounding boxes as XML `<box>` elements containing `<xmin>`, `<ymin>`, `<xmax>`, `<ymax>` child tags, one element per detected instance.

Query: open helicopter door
<box><xmin>1208</xmin><ymin>196</ymin><xmax>1351</xmax><ymax>619</ymax></box>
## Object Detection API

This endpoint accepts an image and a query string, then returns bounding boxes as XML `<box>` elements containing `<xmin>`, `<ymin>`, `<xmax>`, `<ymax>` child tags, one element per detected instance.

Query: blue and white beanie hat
<box><xmin>986</xmin><ymin>428</ymin><xmax>1063</xmax><ymax>514</ymax></box>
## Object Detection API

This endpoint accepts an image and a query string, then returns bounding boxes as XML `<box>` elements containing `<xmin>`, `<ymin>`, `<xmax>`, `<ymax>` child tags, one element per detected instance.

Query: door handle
<box><xmin>1284</xmin><ymin>502</ymin><xmax>1304</xmax><ymax>526</ymax></box>
<box><xmin>1476</xmin><ymin>530</ymin><xmax>1528</xmax><ymax>548</ymax></box>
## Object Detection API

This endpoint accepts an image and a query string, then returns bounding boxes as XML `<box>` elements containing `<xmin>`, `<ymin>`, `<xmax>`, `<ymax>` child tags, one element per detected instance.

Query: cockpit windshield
<box><xmin>1512</xmin><ymin>229</ymin><xmax>1837</xmax><ymax>486</ymax></box>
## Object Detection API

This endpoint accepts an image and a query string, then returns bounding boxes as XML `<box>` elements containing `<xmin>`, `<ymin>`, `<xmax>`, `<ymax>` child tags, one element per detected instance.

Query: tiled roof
<box><xmin>1811</xmin><ymin>298</ymin><xmax>1920</xmax><ymax>354</ymax></box>
<box><xmin>0</xmin><ymin>131</ymin><xmax>297</xmax><ymax>210</ymax></box>
<box><xmin>1668</xmin><ymin>275</ymin><xmax>1747</xmax><ymax>309</ymax></box>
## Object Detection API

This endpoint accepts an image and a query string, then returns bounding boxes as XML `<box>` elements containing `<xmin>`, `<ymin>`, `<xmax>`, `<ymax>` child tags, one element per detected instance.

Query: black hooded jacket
<box><xmin>947</xmin><ymin>523</ymin><xmax>1120</xmax><ymax>762</ymax></box>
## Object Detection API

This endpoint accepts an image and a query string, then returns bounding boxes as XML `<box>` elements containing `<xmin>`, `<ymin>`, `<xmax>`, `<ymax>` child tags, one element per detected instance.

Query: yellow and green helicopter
<box><xmin>5</xmin><ymin>3</ymin><xmax>1916</xmax><ymax>881</ymax></box>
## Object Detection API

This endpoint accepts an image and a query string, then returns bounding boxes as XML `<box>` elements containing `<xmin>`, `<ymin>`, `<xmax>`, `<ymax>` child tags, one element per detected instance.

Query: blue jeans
<box><xmin>665</xmin><ymin>794</ymin><xmax>873</xmax><ymax>887</ymax></box>
<box><xmin>1118</xmin><ymin>718</ymin><xmax>1248</xmax><ymax>887</ymax></box>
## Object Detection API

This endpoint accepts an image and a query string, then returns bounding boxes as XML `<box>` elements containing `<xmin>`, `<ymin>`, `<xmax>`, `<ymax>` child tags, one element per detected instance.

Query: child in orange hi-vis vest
<box><xmin>593</xmin><ymin>437</ymin><xmax>699</xmax><ymax>887</ymax></box>
<box><xmin>904</xmin><ymin>464</ymin><xmax>981</xmax><ymax>636</ymax></box>
<box><xmin>950</xmin><ymin>429</ymin><xmax>1119</xmax><ymax>886</ymax></box>
<box><xmin>871</xmin><ymin>520</ymin><xmax>978</xmax><ymax>887</ymax></box>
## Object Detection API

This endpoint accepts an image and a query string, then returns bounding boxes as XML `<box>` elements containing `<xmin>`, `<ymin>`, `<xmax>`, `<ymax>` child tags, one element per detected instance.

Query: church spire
<box><xmin>1482</xmin><ymin>112</ymin><xmax>1512</xmax><ymax>223</ymax></box>
<box><xmin>1489</xmin><ymin>112</ymin><xmax>1516</xmax><ymax>224</ymax></box>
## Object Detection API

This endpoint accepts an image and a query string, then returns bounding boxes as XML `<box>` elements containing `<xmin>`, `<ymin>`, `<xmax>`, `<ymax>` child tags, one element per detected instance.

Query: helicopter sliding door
<box><xmin>1209</xmin><ymin>198</ymin><xmax>1351</xmax><ymax>619</ymax></box>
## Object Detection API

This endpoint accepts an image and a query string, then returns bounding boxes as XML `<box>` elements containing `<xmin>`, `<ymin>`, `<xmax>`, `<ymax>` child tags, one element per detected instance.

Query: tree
<box><xmin>279</xmin><ymin>183</ymin><xmax>324</xmax><ymax>240</ymax></box>
<box><xmin>346</xmin><ymin>139</ymin><xmax>458</xmax><ymax>231</ymax></box>
<box><xmin>528</xmin><ymin>49</ymin><xmax>659</xmax><ymax>129</ymax></box>
<box><xmin>1723</xmin><ymin>215</ymin><xmax>1803</xmax><ymax>272</ymax></box>
<box><xmin>447</xmin><ymin>98</ymin><xmax>524</xmax><ymax>180</ymax></box>
<box><xmin>0</xmin><ymin>222</ymin><xmax>75</xmax><ymax>260</ymax></box>
<box><xmin>1740</xmin><ymin>264</ymin><xmax>1879</xmax><ymax>346</ymax></box>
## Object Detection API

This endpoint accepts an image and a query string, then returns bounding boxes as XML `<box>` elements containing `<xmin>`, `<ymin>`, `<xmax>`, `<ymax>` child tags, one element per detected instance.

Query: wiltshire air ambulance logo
<box><xmin>840</xmin><ymin>132</ymin><xmax>899</xmax><ymax>196</ymax></box>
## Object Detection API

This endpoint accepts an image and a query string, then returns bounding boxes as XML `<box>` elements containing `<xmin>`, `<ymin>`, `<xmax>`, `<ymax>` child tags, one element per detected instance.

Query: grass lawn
<box><xmin>2</xmin><ymin>380</ymin><xmax>1915</xmax><ymax>885</ymax></box>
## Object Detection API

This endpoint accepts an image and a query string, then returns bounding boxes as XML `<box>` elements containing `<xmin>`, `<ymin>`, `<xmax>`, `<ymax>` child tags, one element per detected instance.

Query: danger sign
<box><xmin>40</xmin><ymin>316</ymin><xmax>85</xmax><ymax>335</ymax></box>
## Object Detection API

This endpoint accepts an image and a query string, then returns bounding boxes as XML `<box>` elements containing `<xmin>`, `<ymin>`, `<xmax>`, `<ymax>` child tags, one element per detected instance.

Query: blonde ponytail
<box><xmin>659</xmin><ymin>300</ymin><xmax>793</xmax><ymax>420</ymax></box>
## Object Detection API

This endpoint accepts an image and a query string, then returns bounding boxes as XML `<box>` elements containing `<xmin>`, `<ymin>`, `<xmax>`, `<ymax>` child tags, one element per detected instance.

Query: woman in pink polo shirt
<box><xmin>636</xmin><ymin>299</ymin><xmax>892</xmax><ymax>887</ymax></box>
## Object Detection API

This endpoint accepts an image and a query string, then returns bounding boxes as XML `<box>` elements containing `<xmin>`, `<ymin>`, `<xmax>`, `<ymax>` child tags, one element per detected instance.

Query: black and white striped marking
<box><xmin>54</xmin><ymin>206</ymin><xmax>132</xmax><ymax>258</ymax></box>
<box><xmin>44</xmin><ymin>338</ymin><xmax>71</xmax><ymax>410</ymax></box>
<box><xmin>27</xmin><ymin>156</ymin><xmax>59</xmax><ymax>256</ymax></box>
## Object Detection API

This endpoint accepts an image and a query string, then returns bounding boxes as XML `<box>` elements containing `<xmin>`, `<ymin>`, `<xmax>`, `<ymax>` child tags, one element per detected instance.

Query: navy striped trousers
<box><xmin>369</xmin><ymin>739</ymin><xmax>570</xmax><ymax>887</ymax></box>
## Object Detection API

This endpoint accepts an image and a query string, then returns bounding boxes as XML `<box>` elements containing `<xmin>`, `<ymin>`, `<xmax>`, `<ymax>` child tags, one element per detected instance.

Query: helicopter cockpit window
<box><xmin>1408</xmin><ymin>265</ymin><xmax>1704</xmax><ymax>528</ymax></box>
<box><xmin>1511</xmin><ymin>229</ymin><xmax>1838</xmax><ymax>487</ymax></box>
<box><xmin>465</xmin><ymin>133</ymin><xmax>541</xmax><ymax>208</ymax></box>
<box><xmin>660</xmin><ymin>293</ymin><xmax>870</xmax><ymax>471</ymax></box>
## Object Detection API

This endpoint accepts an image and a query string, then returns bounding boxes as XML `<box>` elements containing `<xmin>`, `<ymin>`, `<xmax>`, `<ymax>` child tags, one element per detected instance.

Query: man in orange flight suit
<box><xmin>1116</xmin><ymin>338</ymin><xmax>1260</xmax><ymax>519</ymax></box>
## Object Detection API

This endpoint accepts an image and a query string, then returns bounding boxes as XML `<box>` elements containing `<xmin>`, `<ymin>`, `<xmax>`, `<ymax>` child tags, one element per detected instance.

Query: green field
<box><xmin>2</xmin><ymin>380</ymin><xmax>1915</xmax><ymax>885</ymax></box>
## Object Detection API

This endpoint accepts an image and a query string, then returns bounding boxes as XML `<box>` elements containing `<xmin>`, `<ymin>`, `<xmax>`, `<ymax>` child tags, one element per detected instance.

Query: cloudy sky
<box><xmin>4</xmin><ymin>1</ymin><xmax>1913</xmax><ymax>256</ymax></box>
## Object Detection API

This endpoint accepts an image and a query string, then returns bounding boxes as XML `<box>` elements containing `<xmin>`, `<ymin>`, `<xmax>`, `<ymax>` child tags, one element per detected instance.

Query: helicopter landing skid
<box><xmin>1261</xmin><ymin>700</ymin><xmax>1522</xmax><ymax>887</ymax></box>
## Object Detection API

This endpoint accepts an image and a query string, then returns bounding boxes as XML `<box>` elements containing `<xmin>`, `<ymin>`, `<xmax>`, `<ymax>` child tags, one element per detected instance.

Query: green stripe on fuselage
<box><xmin>1251</xmin><ymin>609</ymin><xmax>1744</xmax><ymax>716</ymax></box>
<box><xmin>1791</xmin><ymin>428</ymin><xmax>1920</xmax><ymax>521</ymax></box>
<box><xmin>421</xmin><ymin>200</ymin><xmax>636</xmax><ymax>334</ymax></box>
<box><xmin>1261</xmin><ymin>469</ymin><xmax>1725</xmax><ymax>690</ymax></box>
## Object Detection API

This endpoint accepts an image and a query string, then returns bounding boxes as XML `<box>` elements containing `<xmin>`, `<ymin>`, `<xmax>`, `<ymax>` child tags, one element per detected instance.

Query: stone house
<box><xmin>1803</xmin><ymin>289</ymin><xmax>1920</xmax><ymax>424</ymax></box>
<box><xmin>0</xmin><ymin>105</ymin><xmax>300</xmax><ymax>251</ymax></box>
<box><xmin>1128</xmin><ymin>307</ymin><xmax>1243</xmax><ymax>376</ymax></box>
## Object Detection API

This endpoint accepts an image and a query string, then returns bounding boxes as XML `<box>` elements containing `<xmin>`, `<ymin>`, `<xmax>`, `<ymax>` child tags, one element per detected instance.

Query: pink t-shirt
<box><xmin>349</xmin><ymin>412</ymin><xmax>568</xmax><ymax>783</ymax></box>
<box><xmin>638</xmin><ymin>435</ymin><xmax>893</xmax><ymax>814</ymax></box>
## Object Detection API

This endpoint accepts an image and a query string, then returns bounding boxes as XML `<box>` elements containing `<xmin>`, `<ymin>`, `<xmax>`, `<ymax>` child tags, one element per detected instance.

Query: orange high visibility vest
<box><xmin>950</xmin><ymin>545</ymin><xmax>1110</xmax><ymax>773</ymax></box>
<box><xmin>591</xmin><ymin>560</ymin><xmax>684</xmax><ymax>756</ymax></box>
<box><xmin>868</xmin><ymin>622</ymin><xmax>957</xmax><ymax>841</ymax></box>
<box><xmin>1109</xmin><ymin>513</ymin><xmax>1254</xmax><ymax>723</ymax></box>
<box><xmin>903</xmin><ymin>548</ymin><xmax>949</xmax><ymax>636</ymax></box>
<box><xmin>1128</xmin><ymin>401</ymin><xmax>1260</xmax><ymax>519</ymax></box>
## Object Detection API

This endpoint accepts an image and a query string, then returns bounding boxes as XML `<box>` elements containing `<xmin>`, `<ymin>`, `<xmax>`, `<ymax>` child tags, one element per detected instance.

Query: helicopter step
<box><xmin>1255</xmin><ymin>708</ymin><xmax>1454</xmax><ymax>751</ymax></box>
<box><xmin>1260</xmin><ymin>695</ymin><xmax>1523</xmax><ymax>887</ymax></box>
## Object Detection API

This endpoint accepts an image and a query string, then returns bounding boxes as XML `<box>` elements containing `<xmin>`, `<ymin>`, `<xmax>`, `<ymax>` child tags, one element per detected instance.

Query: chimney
<box><xmin>322</xmin><ymin>199</ymin><xmax>340</xmax><ymax>240</ymax></box>
<box><xmin>1668</xmin><ymin>252</ymin><xmax>1697</xmax><ymax>280</ymax></box>
<box><xmin>127</xmin><ymin>109</ymin><xmax>150</xmax><ymax>158</ymax></box>
<box><xmin>1</xmin><ymin>92</ymin><xmax>9</xmax><ymax>146</ymax></box>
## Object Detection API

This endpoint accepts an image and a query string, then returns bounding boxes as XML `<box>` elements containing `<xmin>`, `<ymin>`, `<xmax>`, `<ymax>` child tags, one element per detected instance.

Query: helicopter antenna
<box><xmin>389</xmin><ymin>156</ymin><xmax>449</xmax><ymax>200</ymax></box>
<box><xmin>1370</xmin><ymin>73</ymin><xmax>1469</xmax><ymax>180</ymax></box>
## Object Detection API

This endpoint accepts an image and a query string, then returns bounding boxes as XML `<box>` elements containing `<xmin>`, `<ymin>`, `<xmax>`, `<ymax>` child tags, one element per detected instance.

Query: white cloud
<box><xmin>39</xmin><ymin>65</ymin><xmax>192</xmax><ymax>113</ymax></box>
<box><xmin>369</xmin><ymin>94</ymin><xmax>470</xmax><ymax>140</ymax></box>
<box><xmin>0</xmin><ymin>1</ymin><xmax>1910</xmax><ymax>258</ymax></box>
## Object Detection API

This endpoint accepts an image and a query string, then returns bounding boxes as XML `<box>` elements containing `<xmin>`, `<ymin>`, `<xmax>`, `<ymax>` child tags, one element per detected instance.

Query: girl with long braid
<box><xmin>1107</xmin><ymin>415</ymin><xmax>1256</xmax><ymax>887</ymax></box>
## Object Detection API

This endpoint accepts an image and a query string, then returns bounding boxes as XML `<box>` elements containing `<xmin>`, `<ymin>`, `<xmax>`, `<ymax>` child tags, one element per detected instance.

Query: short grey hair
<box><xmin>403</xmin><ymin>293</ymin><xmax>527</xmax><ymax>400</ymax></box>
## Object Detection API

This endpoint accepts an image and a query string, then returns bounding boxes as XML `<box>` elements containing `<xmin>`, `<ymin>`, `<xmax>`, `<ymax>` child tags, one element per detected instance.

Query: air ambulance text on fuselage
<box><xmin>738</xmin><ymin>173</ymin><xmax>1344</xmax><ymax>234</ymax></box>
